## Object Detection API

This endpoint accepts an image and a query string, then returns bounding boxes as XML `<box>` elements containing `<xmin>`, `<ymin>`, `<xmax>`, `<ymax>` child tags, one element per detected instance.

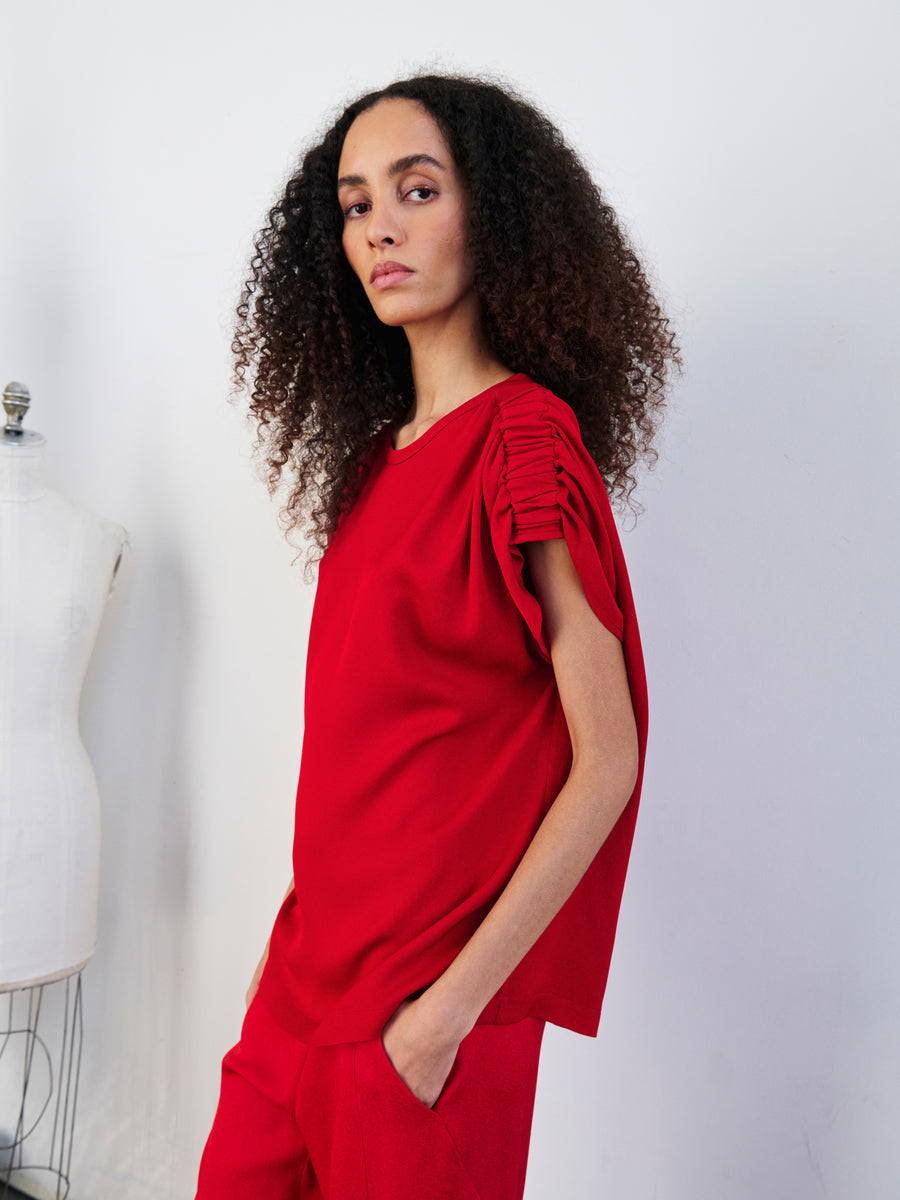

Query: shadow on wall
<box><xmin>76</xmin><ymin>533</ymin><xmax>195</xmax><ymax>1187</ymax></box>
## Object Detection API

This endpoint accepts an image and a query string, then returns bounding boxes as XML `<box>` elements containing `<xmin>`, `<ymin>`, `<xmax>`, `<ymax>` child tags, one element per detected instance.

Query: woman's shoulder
<box><xmin>482</xmin><ymin>372</ymin><xmax>609</xmax><ymax>519</ymax></box>
<box><xmin>487</xmin><ymin>373</ymin><xmax>584</xmax><ymax>449</ymax></box>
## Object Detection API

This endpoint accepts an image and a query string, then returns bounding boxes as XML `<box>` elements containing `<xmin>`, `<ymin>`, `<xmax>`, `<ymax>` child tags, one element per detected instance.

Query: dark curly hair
<box><xmin>233</xmin><ymin>73</ymin><xmax>681</xmax><ymax>561</ymax></box>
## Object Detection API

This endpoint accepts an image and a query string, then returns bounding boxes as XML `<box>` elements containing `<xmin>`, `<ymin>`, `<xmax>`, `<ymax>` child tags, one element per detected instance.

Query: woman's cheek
<box><xmin>341</xmin><ymin>230</ymin><xmax>362</xmax><ymax>280</ymax></box>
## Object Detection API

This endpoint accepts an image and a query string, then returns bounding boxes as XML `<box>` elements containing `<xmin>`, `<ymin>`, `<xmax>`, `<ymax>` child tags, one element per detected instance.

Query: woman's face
<box><xmin>337</xmin><ymin>98</ymin><xmax>476</xmax><ymax>330</ymax></box>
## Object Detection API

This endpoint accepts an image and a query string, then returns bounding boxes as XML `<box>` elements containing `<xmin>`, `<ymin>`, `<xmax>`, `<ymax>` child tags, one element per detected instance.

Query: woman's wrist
<box><xmin>417</xmin><ymin>973</ymin><xmax>487</xmax><ymax>1044</ymax></box>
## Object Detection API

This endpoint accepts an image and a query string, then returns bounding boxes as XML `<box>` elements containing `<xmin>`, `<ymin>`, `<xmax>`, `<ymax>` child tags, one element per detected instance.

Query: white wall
<box><xmin>1</xmin><ymin>0</ymin><xmax>897</xmax><ymax>1196</ymax></box>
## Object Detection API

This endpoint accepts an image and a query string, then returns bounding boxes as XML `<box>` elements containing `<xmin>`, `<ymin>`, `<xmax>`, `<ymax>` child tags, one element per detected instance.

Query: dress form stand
<box><xmin>1</xmin><ymin>976</ymin><xmax>83</xmax><ymax>1200</ymax></box>
<box><xmin>0</xmin><ymin>383</ymin><xmax>129</xmax><ymax>1200</ymax></box>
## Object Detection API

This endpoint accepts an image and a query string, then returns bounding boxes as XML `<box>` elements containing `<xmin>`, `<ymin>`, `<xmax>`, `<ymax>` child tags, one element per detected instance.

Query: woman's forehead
<box><xmin>338</xmin><ymin>99</ymin><xmax>451</xmax><ymax>180</ymax></box>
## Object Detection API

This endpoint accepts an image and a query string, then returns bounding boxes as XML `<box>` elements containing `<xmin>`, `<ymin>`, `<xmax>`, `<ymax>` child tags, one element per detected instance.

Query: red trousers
<box><xmin>195</xmin><ymin>994</ymin><xmax>544</xmax><ymax>1200</ymax></box>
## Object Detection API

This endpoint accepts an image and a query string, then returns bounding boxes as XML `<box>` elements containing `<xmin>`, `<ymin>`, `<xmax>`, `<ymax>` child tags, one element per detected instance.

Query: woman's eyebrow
<box><xmin>336</xmin><ymin>153</ymin><xmax>446</xmax><ymax>190</ymax></box>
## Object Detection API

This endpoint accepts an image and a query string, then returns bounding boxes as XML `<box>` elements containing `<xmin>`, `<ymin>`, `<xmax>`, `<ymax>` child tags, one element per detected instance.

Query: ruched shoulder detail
<box><xmin>482</xmin><ymin>379</ymin><xmax>627</xmax><ymax>661</ymax></box>
<box><xmin>495</xmin><ymin>387</ymin><xmax>566</xmax><ymax>543</ymax></box>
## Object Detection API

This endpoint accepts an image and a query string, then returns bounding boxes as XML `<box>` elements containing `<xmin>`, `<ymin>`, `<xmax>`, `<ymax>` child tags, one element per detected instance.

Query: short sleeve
<box><xmin>482</xmin><ymin>382</ymin><xmax>625</xmax><ymax>662</ymax></box>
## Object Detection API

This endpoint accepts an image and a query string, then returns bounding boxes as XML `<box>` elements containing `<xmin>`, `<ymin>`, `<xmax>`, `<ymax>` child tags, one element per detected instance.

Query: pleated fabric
<box><xmin>484</xmin><ymin>381</ymin><xmax>627</xmax><ymax>659</ymax></box>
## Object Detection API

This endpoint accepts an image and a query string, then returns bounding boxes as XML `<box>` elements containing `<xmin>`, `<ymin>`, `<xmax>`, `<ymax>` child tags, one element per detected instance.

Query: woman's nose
<box><xmin>366</xmin><ymin>201</ymin><xmax>403</xmax><ymax>248</ymax></box>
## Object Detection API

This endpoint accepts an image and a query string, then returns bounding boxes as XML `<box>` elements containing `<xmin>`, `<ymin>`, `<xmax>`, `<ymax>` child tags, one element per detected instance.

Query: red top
<box><xmin>258</xmin><ymin>374</ymin><xmax>648</xmax><ymax>1045</ymax></box>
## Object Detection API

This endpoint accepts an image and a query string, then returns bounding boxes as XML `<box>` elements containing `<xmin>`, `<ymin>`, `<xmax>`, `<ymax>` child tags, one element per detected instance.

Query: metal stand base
<box><xmin>0</xmin><ymin>973</ymin><xmax>83</xmax><ymax>1200</ymax></box>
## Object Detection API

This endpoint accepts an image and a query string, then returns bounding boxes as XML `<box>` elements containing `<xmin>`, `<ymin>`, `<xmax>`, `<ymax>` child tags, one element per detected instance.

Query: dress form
<box><xmin>0</xmin><ymin>382</ymin><xmax>129</xmax><ymax>989</ymax></box>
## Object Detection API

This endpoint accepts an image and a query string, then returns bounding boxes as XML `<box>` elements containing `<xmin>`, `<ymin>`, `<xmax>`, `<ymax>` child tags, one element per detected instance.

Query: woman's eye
<box><xmin>406</xmin><ymin>186</ymin><xmax>436</xmax><ymax>202</ymax></box>
<box><xmin>343</xmin><ymin>201</ymin><xmax>370</xmax><ymax>219</ymax></box>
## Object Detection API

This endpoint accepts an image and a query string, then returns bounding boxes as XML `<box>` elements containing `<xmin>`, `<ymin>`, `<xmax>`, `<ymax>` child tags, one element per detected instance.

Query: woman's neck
<box><xmin>0</xmin><ymin>439</ymin><xmax>49</xmax><ymax>501</ymax></box>
<box><xmin>404</xmin><ymin>305</ymin><xmax>511</xmax><ymax>425</ymax></box>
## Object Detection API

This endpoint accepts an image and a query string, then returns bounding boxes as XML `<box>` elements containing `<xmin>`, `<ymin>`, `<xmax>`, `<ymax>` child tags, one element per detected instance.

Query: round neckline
<box><xmin>384</xmin><ymin>373</ymin><xmax>525</xmax><ymax>464</ymax></box>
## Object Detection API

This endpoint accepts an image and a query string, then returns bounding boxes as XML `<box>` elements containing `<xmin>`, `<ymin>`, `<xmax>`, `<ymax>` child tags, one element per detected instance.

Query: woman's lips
<box><xmin>370</xmin><ymin>261</ymin><xmax>415</xmax><ymax>289</ymax></box>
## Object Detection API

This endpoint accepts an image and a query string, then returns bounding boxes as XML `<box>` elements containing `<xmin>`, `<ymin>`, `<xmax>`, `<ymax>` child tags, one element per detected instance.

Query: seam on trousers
<box><xmin>292</xmin><ymin>1040</ymin><xmax>316</xmax><ymax>1190</ymax></box>
<box><xmin>352</xmin><ymin>1043</ymin><xmax>373</xmax><ymax>1199</ymax></box>
<box><xmin>433</xmin><ymin>1112</ymin><xmax>485</xmax><ymax>1200</ymax></box>
<box><xmin>292</xmin><ymin>1034</ymin><xmax>313</xmax><ymax>1122</ymax></box>
<box><xmin>298</xmin><ymin>1149</ymin><xmax>315</xmax><ymax>1195</ymax></box>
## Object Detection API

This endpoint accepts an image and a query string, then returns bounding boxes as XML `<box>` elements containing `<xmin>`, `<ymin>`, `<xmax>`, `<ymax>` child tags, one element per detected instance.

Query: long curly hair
<box><xmin>233</xmin><ymin>73</ymin><xmax>681</xmax><ymax>561</ymax></box>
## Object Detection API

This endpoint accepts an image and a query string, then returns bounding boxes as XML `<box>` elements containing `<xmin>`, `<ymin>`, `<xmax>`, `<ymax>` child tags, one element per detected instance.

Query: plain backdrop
<box><xmin>1</xmin><ymin>1</ymin><xmax>897</xmax><ymax>1196</ymax></box>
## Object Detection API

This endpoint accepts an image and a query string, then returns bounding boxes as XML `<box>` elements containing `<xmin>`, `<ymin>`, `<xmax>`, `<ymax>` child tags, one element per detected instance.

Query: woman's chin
<box><xmin>373</xmin><ymin>305</ymin><xmax>429</xmax><ymax>330</ymax></box>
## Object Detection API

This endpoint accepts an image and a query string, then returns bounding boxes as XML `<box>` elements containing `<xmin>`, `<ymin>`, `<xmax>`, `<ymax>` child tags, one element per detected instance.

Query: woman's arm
<box><xmin>382</xmin><ymin>537</ymin><xmax>639</xmax><ymax>1104</ymax></box>
<box><xmin>245</xmin><ymin>876</ymin><xmax>295</xmax><ymax>1010</ymax></box>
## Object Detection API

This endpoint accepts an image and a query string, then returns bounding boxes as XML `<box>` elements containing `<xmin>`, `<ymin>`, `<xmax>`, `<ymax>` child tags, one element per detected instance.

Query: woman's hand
<box><xmin>381</xmin><ymin>996</ymin><xmax>465</xmax><ymax>1108</ymax></box>
<box><xmin>245</xmin><ymin>940</ymin><xmax>270</xmax><ymax>1011</ymax></box>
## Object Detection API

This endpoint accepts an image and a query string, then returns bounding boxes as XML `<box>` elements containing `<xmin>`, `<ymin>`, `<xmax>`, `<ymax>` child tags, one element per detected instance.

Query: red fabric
<box><xmin>195</xmin><ymin>995</ymin><xmax>544</xmax><ymax>1200</ymax></box>
<box><xmin>259</xmin><ymin>374</ymin><xmax>648</xmax><ymax>1045</ymax></box>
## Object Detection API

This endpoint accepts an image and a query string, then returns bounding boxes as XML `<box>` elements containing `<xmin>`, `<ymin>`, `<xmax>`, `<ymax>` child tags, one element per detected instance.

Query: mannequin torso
<box><xmin>0</xmin><ymin>435</ymin><xmax>128</xmax><ymax>988</ymax></box>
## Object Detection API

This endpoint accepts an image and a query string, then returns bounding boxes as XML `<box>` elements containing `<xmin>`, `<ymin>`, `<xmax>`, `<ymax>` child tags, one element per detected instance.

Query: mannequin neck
<box><xmin>0</xmin><ymin>435</ymin><xmax>49</xmax><ymax>501</ymax></box>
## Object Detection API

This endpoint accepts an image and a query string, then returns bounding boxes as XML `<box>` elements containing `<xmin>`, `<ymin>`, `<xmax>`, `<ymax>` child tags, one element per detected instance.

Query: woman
<box><xmin>196</xmin><ymin>73</ymin><xmax>679</xmax><ymax>1200</ymax></box>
